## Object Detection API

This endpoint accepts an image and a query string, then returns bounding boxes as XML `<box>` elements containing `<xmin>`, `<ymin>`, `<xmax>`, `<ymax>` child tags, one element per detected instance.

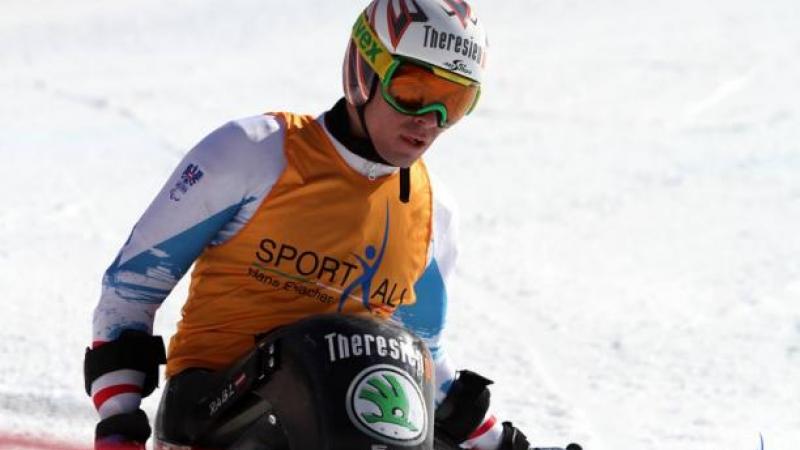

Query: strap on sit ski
<box><xmin>195</xmin><ymin>338</ymin><xmax>281</xmax><ymax>422</ymax></box>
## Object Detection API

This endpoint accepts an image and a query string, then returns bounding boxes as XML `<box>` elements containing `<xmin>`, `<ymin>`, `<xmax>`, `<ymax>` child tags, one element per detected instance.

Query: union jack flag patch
<box><xmin>170</xmin><ymin>163</ymin><xmax>205</xmax><ymax>201</ymax></box>
<box><xmin>181</xmin><ymin>164</ymin><xmax>204</xmax><ymax>186</ymax></box>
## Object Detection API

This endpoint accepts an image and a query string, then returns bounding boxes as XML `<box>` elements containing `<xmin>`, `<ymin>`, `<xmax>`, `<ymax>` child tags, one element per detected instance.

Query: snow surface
<box><xmin>1</xmin><ymin>0</ymin><xmax>799</xmax><ymax>448</ymax></box>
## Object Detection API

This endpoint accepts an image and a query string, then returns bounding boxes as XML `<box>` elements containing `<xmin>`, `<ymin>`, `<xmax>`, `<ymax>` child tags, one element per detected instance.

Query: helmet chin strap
<box><xmin>357</xmin><ymin>82</ymin><xmax>411</xmax><ymax>204</ymax></box>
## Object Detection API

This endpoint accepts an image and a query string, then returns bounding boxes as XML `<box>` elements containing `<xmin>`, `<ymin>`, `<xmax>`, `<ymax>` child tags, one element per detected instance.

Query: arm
<box><xmin>394</xmin><ymin>177</ymin><xmax>504</xmax><ymax>450</ymax></box>
<box><xmin>86</xmin><ymin>115</ymin><xmax>286</xmax><ymax>443</ymax></box>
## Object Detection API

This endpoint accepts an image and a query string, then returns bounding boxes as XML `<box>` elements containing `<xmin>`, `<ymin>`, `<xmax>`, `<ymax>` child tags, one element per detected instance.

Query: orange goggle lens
<box><xmin>382</xmin><ymin>62</ymin><xmax>480</xmax><ymax>127</ymax></box>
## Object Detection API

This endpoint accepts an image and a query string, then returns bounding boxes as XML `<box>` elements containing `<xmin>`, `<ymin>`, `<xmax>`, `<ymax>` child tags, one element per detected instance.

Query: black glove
<box><xmin>501</xmin><ymin>421</ymin><xmax>583</xmax><ymax>450</ymax></box>
<box><xmin>531</xmin><ymin>445</ymin><xmax>583</xmax><ymax>450</ymax></box>
<box><xmin>499</xmin><ymin>421</ymin><xmax>530</xmax><ymax>450</ymax></box>
<box><xmin>95</xmin><ymin>409</ymin><xmax>151</xmax><ymax>450</ymax></box>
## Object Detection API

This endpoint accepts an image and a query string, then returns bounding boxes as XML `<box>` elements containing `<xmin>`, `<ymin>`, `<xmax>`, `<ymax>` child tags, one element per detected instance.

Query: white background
<box><xmin>1</xmin><ymin>1</ymin><xmax>798</xmax><ymax>449</ymax></box>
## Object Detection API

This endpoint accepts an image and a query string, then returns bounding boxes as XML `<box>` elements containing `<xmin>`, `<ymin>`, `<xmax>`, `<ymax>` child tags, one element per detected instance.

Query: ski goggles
<box><xmin>352</xmin><ymin>13</ymin><xmax>481</xmax><ymax>128</ymax></box>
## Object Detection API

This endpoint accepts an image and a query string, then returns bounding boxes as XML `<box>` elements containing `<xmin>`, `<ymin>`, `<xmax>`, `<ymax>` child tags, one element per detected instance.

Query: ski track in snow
<box><xmin>2</xmin><ymin>1</ymin><xmax>799</xmax><ymax>449</ymax></box>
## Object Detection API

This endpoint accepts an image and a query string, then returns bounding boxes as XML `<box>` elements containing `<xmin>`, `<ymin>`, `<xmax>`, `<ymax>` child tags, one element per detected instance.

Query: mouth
<box><xmin>400</xmin><ymin>134</ymin><xmax>428</xmax><ymax>148</ymax></box>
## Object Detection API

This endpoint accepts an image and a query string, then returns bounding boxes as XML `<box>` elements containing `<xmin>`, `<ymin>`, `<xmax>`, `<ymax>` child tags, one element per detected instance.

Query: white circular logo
<box><xmin>345</xmin><ymin>364</ymin><xmax>428</xmax><ymax>446</ymax></box>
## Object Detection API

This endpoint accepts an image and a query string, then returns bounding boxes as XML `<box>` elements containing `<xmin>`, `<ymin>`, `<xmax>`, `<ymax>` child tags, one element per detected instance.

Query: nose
<box><xmin>413</xmin><ymin>111</ymin><xmax>438</xmax><ymax>128</ymax></box>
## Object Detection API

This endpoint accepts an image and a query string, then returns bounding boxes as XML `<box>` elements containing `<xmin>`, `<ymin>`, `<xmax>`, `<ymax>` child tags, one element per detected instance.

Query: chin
<box><xmin>377</xmin><ymin>143</ymin><xmax>428</xmax><ymax>167</ymax></box>
<box><xmin>389</xmin><ymin>151</ymin><xmax>425</xmax><ymax>168</ymax></box>
<box><xmin>398</xmin><ymin>143</ymin><xmax>430</xmax><ymax>163</ymax></box>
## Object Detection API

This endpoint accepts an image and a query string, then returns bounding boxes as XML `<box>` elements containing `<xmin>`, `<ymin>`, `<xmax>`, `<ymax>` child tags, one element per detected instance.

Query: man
<box><xmin>84</xmin><ymin>1</ymin><xmax>559</xmax><ymax>449</ymax></box>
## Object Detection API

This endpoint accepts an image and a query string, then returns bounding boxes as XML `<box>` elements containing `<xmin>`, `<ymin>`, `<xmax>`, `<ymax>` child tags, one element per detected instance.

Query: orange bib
<box><xmin>166</xmin><ymin>113</ymin><xmax>433</xmax><ymax>376</ymax></box>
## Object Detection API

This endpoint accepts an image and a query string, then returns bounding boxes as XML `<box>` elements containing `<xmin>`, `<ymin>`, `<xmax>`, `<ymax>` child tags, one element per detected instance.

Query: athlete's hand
<box><xmin>531</xmin><ymin>445</ymin><xmax>583</xmax><ymax>450</ymax></box>
<box><xmin>498</xmin><ymin>421</ymin><xmax>530</xmax><ymax>450</ymax></box>
<box><xmin>500</xmin><ymin>421</ymin><xmax>582</xmax><ymax>450</ymax></box>
<box><xmin>94</xmin><ymin>409</ymin><xmax>151</xmax><ymax>450</ymax></box>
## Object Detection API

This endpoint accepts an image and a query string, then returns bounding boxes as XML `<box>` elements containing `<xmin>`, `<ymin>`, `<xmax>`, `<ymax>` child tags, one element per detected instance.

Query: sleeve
<box><xmin>393</xmin><ymin>174</ymin><xmax>459</xmax><ymax>404</ymax></box>
<box><xmin>394</xmin><ymin>175</ymin><xmax>504</xmax><ymax>450</ymax></box>
<box><xmin>90</xmin><ymin>115</ymin><xmax>286</xmax><ymax>419</ymax></box>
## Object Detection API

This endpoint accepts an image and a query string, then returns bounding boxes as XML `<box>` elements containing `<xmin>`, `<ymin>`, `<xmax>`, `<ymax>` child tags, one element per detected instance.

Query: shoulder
<box><xmin>425</xmin><ymin>169</ymin><xmax>459</xmax><ymax>276</ymax></box>
<box><xmin>188</xmin><ymin>114</ymin><xmax>288</xmax><ymax>188</ymax></box>
<box><xmin>427</xmin><ymin>169</ymin><xmax>459</xmax><ymax>236</ymax></box>
<box><xmin>196</xmin><ymin>114</ymin><xmax>285</xmax><ymax>164</ymax></box>
<box><xmin>228</xmin><ymin>114</ymin><xmax>284</xmax><ymax>141</ymax></box>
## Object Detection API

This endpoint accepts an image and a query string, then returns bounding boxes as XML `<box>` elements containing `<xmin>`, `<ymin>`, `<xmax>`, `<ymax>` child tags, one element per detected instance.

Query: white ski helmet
<box><xmin>343</xmin><ymin>0</ymin><xmax>488</xmax><ymax>114</ymax></box>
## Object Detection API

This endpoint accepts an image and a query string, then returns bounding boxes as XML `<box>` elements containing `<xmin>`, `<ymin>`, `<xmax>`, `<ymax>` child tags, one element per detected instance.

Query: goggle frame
<box><xmin>379</xmin><ymin>57</ymin><xmax>481</xmax><ymax>128</ymax></box>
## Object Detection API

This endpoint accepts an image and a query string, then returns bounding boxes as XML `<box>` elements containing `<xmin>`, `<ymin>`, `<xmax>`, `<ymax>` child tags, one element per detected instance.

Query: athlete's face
<box><xmin>363</xmin><ymin>93</ymin><xmax>444</xmax><ymax>168</ymax></box>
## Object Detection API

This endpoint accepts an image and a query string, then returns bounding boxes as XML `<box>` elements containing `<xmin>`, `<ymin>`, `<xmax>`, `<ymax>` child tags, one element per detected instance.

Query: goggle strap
<box><xmin>351</xmin><ymin>12</ymin><xmax>394</xmax><ymax>79</ymax></box>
